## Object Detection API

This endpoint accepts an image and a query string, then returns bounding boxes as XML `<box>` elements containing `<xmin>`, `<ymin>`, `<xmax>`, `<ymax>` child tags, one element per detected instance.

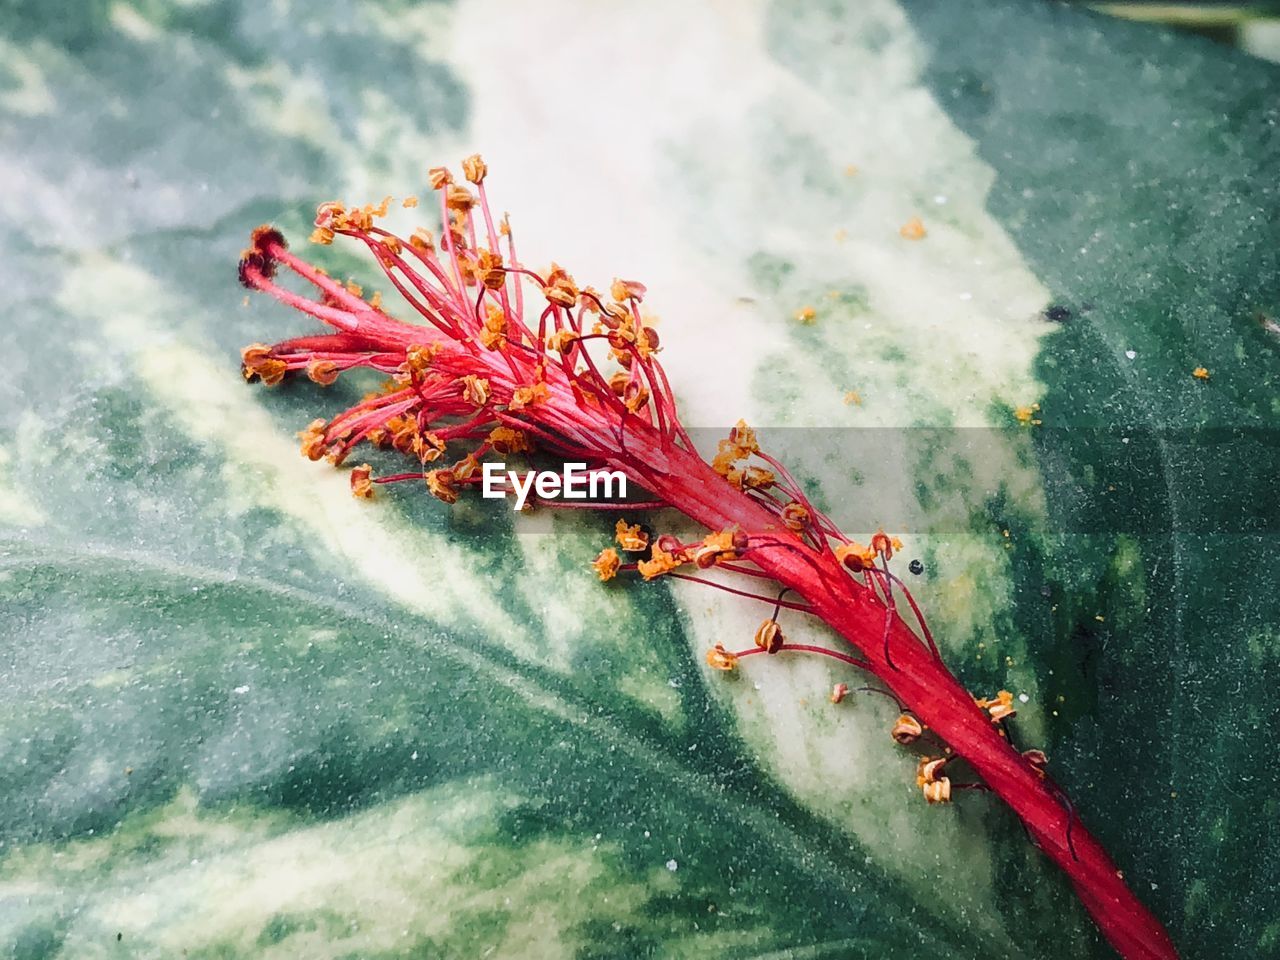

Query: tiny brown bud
<box><xmin>350</xmin><ymin>464</ymin><xmax>375</xmax><ymax>499</ymax></box>
<box><xmin>306</xmin><ymin>360</ymin><xmax>340</xmax><ymax>386</ymax></box>
<box><xmin>753</xmin><ymin>619</ymin><xmax>784</xmax><ymax>654</ymax></box>
<box><xmin>610</xmin><ymin>278</ymin><xmax>647</xmax><ymax>302</ymax></box>
<box><xmin>446</xmin><ymin>184</ymin><xmax>475</xmax><ymax>211</ymax></box>
<box><xmin>1022</xmin><ymin>749</ymin><xmax>1049</xmax><ymax>777</ymax></box>
<box><xmin>298</xmin><ymin>419</ymin><xmax>328</xmax><ymax>461</ymax></box>
<box><xmin>706</xmin><ymin>644</ymin><xmax>738</xmax><ymax>672</ymax></box>
<box><xmin>922</xmin><ymin>778</ymin><xmax>952</xmax><ymax>804</ymax></box>
<box><xmin>623</xmin><ymin>382</ymin><xmax>650</xmax><ymax>414</ymax></box>
<box><xmin>892</xmin><ymin>714</ymin><xmax>924</xmax><ymax>744</ymax></box>
<box><xmin>655</xmin><ymin>534</ymin><xmax>684</xmax><ymax>556</ymax></box>
<box><xmin>781</xmin><ymin>501</ymin><xmax>809</xmax><ymax>532</ymax></box>
<box><xmin>871</xmin><ymin>530</ymin><xmax>894</xmax><ymax>559</ymax></box>
<box><xmin>461</xmin><ymin>153</ymin><xmax>488</xmax><ymax>184</ymax></box>
<box><xmin>917</xmin><ymin>757</ymin><xmax>948</xmax><ymax>783</ymax></box>
<box><xmin>461</xmin><ymin>375</ymin><xmax>490</xmax><ymax>406</ymax></box>
<box><xmin>425</xmin><ymin>469</ymin><xmax>459</xmax><ymax>504</ymax></box>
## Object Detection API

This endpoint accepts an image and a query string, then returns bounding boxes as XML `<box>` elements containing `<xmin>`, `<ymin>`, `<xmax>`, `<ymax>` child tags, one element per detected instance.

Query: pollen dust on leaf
<box><xmin>899</xmin><ymin>217</ymin><xmax>927</xmax><ymax>240</ymax></box>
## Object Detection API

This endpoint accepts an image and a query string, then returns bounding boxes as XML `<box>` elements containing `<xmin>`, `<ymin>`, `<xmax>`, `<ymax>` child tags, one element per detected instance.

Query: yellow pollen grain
<box><xmin>834</xmin><ymin>228</ymin><xmax>848</xmax><ymax>243</ymax></box>
<box><xmin>899</xmin><ymin>216</ymin><xmax>927</xmax><ymax>240</ymax></box>
<box><xmin>794</xmin><ymin>305</ymin><xmax>816</xmax><ymax>324</ymax></box>
<box><xmin>843</xmin><ymin>390</ymin><xmax>862</xmax><ymax>406</ymax></box>
<box><xmin>1192</xmin><ymin>366</ymin><xmax>1210</xmax><ymax>380</ymax></box>
<box><xmin>843</xmin><ymin>164</ymin><xmax>859</xmax><ymax>177</ymax></box>
<box><xmin>403</xmin><ymin>195</ymin><xmax>419</xmax><ymax>208</ymax></box>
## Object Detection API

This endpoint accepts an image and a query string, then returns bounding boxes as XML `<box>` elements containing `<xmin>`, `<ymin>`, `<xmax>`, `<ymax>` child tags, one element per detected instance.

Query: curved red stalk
<box><xmin>235</xmin><ymin>162</ymin><xmax>1179</xmax><ymax>960</ymax></box>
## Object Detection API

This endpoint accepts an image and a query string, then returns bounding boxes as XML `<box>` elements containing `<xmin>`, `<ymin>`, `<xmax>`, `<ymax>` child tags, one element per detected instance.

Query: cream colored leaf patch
<box><xmin>441</xmin><ymin>0</ymin><xmax>1065</xmax><ymax>949</ymax></box>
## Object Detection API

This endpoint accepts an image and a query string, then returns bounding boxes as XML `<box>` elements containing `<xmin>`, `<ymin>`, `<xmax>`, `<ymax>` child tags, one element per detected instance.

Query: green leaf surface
<box><xmin>2</xmin><ymin>1</ymin><xmax>1277</xmax><ymax>958</ymax></box>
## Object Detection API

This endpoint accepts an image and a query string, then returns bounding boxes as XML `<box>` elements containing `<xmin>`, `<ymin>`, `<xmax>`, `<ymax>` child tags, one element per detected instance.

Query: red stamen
<box><xmin>236</xmin><ymin>161</ymin><xmax>1180</xmax><ymax>960</ymax></box>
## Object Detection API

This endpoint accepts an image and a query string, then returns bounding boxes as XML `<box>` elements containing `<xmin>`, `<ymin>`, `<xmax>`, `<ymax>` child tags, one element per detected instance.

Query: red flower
<box><xmin>238</xmin><ymin>158</ymin><xmax>1177</xmax><ymax>960</ymax></box>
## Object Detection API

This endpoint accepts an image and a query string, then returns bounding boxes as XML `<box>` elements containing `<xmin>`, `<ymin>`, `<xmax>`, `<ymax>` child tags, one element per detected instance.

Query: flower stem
<box><xmin>236</xmin><ymin>162</ymin><xmax>1179</xmax><ymax>960</ymax></box>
